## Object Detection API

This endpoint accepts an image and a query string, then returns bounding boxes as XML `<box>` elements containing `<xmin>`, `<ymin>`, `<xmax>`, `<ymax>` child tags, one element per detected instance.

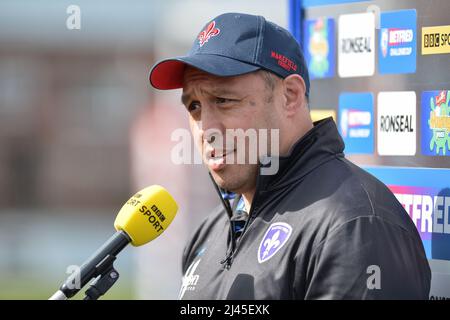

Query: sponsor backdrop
<box><xmin>338</xmin><ymin>92</ymin><xmax>374</xmax><ymax>154</ymax></box>
<box><xmin>291</xmin><ymin>0</ymin><xmax>450</xmax><ymax>299</ymax></box>
<box><xmin>379</xmin><ymin>9</ymin><xmax>417</xmax><ymax>74</ymax></box>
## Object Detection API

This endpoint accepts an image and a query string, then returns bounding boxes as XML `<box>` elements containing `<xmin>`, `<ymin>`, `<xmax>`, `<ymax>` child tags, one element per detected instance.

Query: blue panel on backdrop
<box><xmin>338</xmin><ymin>93</ymin><xmax>374</xmax><ymax>154</ymax></box>
<box><xmin>421</xmin><ymin>90</ymin><xmax>450</xmax><ymax>156</ymax></box>
<box><xmin>303</xmin><ymin>0</ymin><xmax>368</xmax><ymax>7</ymax></box>
<box><xmin>379</xmin><ymin>9</ymin><xmax>417</xmax><ymax>74</ymax></box>
<box><xmin>303</xmin><ymin>17</ymin><xmax>335</xmax><ymax>79</ymax></box>
<box><xmin>365</xmin><ymin>166</ymin><xmax>450</xmax><ymax>261</ymax></box>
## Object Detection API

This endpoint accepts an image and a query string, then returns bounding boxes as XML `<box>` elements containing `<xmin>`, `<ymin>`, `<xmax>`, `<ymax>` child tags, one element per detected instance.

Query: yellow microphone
<box><xmin>49</xmin><ymin>185</ymin><xmax>178</xmax><ymax>300</ymax></box>
<box><xmin>114</xmin><ymin>185</ymin><xmax>177</xmax><ymax>246</ymax></box>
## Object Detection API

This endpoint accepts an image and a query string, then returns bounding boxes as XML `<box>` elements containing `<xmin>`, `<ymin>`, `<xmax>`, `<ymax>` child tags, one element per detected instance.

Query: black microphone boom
<box><xmin>49</xmin><ymin>185</ymin><xmax>178</xmax><ymax>300</ymax></box>
<box><xmin>50</xmin><ymin>230</ymin><xmax>130</xmax><ymax>300</ymax></box>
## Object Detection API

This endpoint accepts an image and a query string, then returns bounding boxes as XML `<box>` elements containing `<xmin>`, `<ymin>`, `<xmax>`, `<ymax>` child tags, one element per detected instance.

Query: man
<box><xmin>149</xmin><ymin>13</ymin><xmax>431</xmax><ymax>299</ymax></box>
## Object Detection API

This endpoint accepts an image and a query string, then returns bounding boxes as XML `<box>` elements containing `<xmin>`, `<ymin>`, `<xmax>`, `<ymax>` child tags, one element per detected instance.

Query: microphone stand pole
<box><xmin>83</xmin><ymin>254</ymin><xmax>120</xmax><ymax>300</ymax></box>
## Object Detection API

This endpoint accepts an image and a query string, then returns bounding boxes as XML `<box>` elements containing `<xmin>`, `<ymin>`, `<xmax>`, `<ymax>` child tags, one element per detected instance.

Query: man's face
<box><xmin>182</xmin><ymin>67</ymin><xmax>280</xmax><ymax>195</ymax></box>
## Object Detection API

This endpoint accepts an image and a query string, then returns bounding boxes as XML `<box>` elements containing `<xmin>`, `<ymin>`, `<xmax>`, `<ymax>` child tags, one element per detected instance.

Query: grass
<box><xmin>0</xmin><ymin>275</ymin><xmax>135</xmax><ymax>300</ymax></box>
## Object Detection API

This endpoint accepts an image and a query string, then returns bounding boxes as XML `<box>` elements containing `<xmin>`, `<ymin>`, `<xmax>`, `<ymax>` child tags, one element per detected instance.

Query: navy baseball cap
<box><xmin>149</xmin><ymin>12</ymin><xmax>310</xmax><ymax>96</ymax></box>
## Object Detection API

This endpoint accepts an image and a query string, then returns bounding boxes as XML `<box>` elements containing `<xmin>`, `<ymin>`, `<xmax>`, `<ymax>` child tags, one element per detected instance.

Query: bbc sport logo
<box><xmin>379</xmin><ymin>9</ymin><xmax>417</xmax><ymax>74</ymax></box>
<box><xmin>421</xmin><ymin>90</ymin><xmax>450</xmax><ymax>156</ymax></box>
<box><xmin>338</xmin><ymin>93</ymin><xmax>374</xmax><ymax>154</ymax></box>
<box><xmin>303</xmin><ymin>17</ymin><xmax>335</xmax><ymax>79</ymax></box>
<box><xmin>422</xmin><ymin>25</ymin><xmax>450</xmax><ymax>55</ymax></box>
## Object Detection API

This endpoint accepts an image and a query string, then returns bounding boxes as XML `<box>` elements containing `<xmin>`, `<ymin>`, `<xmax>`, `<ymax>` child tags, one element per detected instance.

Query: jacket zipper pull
<box><xmin>220</xmin><ymin>252</ymin><xmax>234</xmax><ymax>270</ymax></box>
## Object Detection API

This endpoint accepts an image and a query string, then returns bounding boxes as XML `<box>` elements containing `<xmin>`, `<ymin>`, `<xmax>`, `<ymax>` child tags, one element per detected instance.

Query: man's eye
<box><xmin>215</xmin><ymin>97</ymin><xmax>234</xmax><ymax>105</ymax></box>
<box><xmin>188</xmin><ymin>101</ymin><xmax>201</xmax><ymax>113</ymax></box>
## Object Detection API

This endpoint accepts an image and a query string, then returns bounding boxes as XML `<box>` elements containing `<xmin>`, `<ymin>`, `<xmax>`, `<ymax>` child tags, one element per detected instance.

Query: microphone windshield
<box><xmin>114</xmin><ymin>185</ymin><xmax>178</xmax><ymax>246</ymax></box>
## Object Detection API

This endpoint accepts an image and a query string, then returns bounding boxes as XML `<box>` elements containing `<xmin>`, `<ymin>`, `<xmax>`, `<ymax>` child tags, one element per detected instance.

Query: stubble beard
<box><xmin>210</xmin><ymin>162</ymin><xmax>258</xmax><ymax>195</ymax></box>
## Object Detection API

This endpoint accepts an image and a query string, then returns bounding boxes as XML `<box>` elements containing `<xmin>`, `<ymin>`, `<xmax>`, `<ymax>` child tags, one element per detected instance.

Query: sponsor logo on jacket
<box><xmin>178</xmin><ymin>259</ymin><xmax>201</xmax><ymax>299</ymax></box>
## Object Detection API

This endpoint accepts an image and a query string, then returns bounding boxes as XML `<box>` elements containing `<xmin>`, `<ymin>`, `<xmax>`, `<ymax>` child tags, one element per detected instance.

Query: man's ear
<box><xmin>282</xmin><ymin>74</ymin><xmax>307</xmax><ymax>116</ymax></box>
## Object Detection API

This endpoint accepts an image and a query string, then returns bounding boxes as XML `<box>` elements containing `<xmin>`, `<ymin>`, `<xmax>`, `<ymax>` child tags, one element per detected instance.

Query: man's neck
<box><xmin>240</xmin><ymin>120</ymin><xmax>314</xmax><ymax>214</ymax></box>
<box><xmin>242</xmin><ymin>193</ymin><xmax>253</xmax><ymax>214</ymax></box>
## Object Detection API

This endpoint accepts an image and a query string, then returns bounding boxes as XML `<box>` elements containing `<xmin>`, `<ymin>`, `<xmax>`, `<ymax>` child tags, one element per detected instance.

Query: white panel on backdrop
<box><xmin>377</xmin><ymin>91</ymin><xmax>417</xmax><ymax>156</ymax></box>
<box><xmin>338</xmin><ymin>12</ymin><xmax>375</xmax><ymax>78</ymax></box>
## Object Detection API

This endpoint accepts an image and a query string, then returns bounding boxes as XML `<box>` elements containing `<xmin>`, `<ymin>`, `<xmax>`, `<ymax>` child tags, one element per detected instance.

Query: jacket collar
<box><xmin>212</xmin><ymin>117</ymin><xmax>345</xmax><ymax>210</ymax></box>
<box><xmin>257</xmin><ymin>117</ymin><xmax>345</xmax><ymax>192</ymax></box>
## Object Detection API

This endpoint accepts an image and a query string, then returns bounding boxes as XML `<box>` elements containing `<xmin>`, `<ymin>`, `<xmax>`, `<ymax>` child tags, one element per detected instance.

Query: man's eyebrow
<box><xmin>181</xmin><ymin>87</ymin><xmax>239</xmax><ymax>105</ymax></box>
<box><xmin>181</xmin><ymin>92</ymin><xmax>191</xmax><ymax>106</ymax></box>
<box><xmin>209</xmin><ymin>88</ymin><xmax>237</xmax><ymax>97</ymax></box>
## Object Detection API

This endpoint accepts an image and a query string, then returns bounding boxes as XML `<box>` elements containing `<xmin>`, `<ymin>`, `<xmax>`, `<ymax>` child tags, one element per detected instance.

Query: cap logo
<box><xmin>198</xmin><ymin>21</ymin><xmax>220</xmax><ymax>47</ymax></box>
<box><xmin>270</xmin><ymin>51</ymin><xmax>298</xmax><ymax>72</ymax></box>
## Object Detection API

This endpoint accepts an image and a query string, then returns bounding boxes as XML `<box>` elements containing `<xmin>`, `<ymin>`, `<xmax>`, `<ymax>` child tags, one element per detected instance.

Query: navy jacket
<box><xmin>179</xmin><ymin>117</ymin><xmax>431</xmax><ymax>299</ymax></box>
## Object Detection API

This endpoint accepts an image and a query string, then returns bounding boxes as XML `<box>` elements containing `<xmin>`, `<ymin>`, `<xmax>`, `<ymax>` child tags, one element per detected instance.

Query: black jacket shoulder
<box><xmin>181</xmin><ymin>205</ymin><xmax>227</xmax><ymax>274</ymax></box>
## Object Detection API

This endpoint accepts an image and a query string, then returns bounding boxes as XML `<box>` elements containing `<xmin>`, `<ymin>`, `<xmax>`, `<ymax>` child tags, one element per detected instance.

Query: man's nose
<box><xmin>200</xmin><ymin>105</ymin><xmax>224</xmax><ymax>145</ymax></box>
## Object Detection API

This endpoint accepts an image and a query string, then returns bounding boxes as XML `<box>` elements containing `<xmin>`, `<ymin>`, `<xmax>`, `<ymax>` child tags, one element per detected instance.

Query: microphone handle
<box><xmin>51</xmin><ymin>230</ymin><xmax>131</xmax><ymax>300</ymax></box>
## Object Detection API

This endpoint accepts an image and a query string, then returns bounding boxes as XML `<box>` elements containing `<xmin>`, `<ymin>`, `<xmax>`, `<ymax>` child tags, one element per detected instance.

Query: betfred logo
<box><xmin>381</xmin><ymin>28</ymin><xmax>414</xmax><ymax>57</ymax></box>
<box><xmin>338</xmin><ymin>12</ymin><xmax>375</xmax><ymax>77</ymax></box>
<box><xmin>391</xmin><ymin>185</ymin><xmax>450</xmax><ymax>261</ymax></box>
<box><xmin>364</xmin><ymin>166</ymin><xmax>450</xmax><ymax>261</ymax></box>
<box><xmin>340</xmin><ymin>110</ymin><xmax>371</xmax><ymax>138</ymax></box>
<box><xmin>391</xmin><ymin>185</ymin><xmax>450</xmax><ymax>238</ymax></box>
<box><xmin>377</xmin><ymin>91</ymin><xmax>416</xmax><ymax>156</ymax></box>
<box><xmin>338</xmin><ymin>92</ymin><xmax>374</xmax><ymax>154</ymax></box>
<box><xmin>388</xmin><ymin>28</ymin><xmax>414</xmax><ymax>45</ymax></box>
<box><xmin>379</xmin><ymin>10</ymin><xmax>417</xmax><ymax>74</ymax></box>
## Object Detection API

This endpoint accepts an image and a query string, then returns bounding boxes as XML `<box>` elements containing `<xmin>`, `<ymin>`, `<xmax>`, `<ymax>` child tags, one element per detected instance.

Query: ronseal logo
<box><xmin>338</xmin><ymin>92</ymin><xmax>374</xmax><ymax>154</ymax></box>
<box><xmin>379</xmin><ymin>10</ymin><xmax>417</xmax><ymax>74</ymax></box>
<box><xmin>379</xmin><ymin>115</ymin><xmax>413</xmax><ymax>133</ymax></box>
<box><xmin>377</xmin><ymin>91</ymin><xmax>416</xmax><ymax>156</ymax></box>
<box><xmin>338</xmin><ymin>12</ymin><xmax>375</xmax><ymax>77</ymax></box>
<box><xmin>341</xmin><ymin>37</ymin><xmax>372</xmax><ymax>53</ymax></box>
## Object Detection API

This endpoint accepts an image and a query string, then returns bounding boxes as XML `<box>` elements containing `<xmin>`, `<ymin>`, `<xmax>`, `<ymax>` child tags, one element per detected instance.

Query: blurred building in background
<box><xmin>0</xmin><ymin>0</ymin><xmax>287</xmax><ymax>299</ymax></box>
